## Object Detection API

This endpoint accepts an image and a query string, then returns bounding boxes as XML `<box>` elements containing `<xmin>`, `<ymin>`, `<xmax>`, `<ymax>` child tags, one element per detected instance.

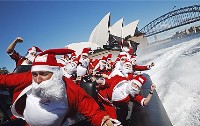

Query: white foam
<box><xmin>138</xmin><ymin>38</ymin><xmax>200</xmax><ymax>126</ymax></box>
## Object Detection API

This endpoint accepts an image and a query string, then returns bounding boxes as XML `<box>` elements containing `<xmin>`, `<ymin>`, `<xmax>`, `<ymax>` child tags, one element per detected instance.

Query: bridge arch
<box><xmin>140</xmin><ymin>5</ymin><xmax>200</xmax><ymax>37</ymax></box>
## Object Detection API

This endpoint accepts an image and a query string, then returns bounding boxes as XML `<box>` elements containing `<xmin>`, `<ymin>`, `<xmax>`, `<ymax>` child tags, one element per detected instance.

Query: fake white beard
<box><xmin>121</xmin><ymin>66</ymin><xmax>133</xmax><ymax>75</ymax></box>
<box><xmin>31</xmin><ymin>71</ymin><xmax>65</xmax><ymax>101</ymax></box>
<box><xmin>126</xmin><ymin>81</ymin><xmax>140</xmax><ymax>97</ymax></box>
<box><xmin>65</xmin><ymin>63</ymin><xmax>77</xmax><ymax>75</ymax></box>
<box><xmin>25</xmin><ymin>53</ymin><xmax>35</xmax><ymax>63</ymax></box>
<box><xmin>79</xmin><ymin>58</ymin><xmax>89</xmax><ymax>68</ymax></box>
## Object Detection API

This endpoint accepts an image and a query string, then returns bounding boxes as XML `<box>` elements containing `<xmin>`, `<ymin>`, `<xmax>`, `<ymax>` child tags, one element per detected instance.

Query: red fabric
<box><xmin>97</xmin><ymin>75</ymin><xmax>145</xmax><ymax>117</ymax></box>
<box><xmin>134</xmin><ymin>64</ymin><xmax>149</xmax><ymax>71</ymax></box>
<box><xmin>9</xmin><ymin>50</ymin><xmax>26</xmax><ymax>67</ymax></box>
<box><xmin>0</xmin><ymin>71</ymin><xmax>107</xmax><ymax>126</ymax></box>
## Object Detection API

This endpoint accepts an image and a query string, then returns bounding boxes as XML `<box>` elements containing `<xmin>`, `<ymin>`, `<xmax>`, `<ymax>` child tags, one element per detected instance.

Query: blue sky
<box><xmin>0</xmin><ymin>1</ymin><xmax>199</xmax><ymax>72</ymax></box>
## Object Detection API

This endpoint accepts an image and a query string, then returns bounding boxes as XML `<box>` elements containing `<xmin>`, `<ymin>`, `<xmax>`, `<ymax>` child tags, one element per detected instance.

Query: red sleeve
<box><xmin>9</xmin><ymin>50</ymin><xmax>21</xmax><ymax>63</ymax></box>
<box><xmin>134</xmin><ymin>64</ymin><xmax>149</xmax><ymax>71</ymax></box>
<box><xmin>65</xmin><ymin>78</ymin><xmax>107</xmax><ymax>126</ymax></box>
<box><xmin>133</xmin><ymin>94</ymin><xmax>144</xmax><ymax>105</ymax></box>
<box><xmin>0</xmin><ymin>71</ymin><xmax>32</xmax><ymax>88</ymax></box>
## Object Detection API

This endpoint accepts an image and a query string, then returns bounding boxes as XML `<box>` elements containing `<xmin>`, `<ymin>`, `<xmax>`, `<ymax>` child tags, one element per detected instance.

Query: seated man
<box><xmin>0</xmin><ymin>48</ymin><xmax>115</xmax><ymax>126</ymax></box>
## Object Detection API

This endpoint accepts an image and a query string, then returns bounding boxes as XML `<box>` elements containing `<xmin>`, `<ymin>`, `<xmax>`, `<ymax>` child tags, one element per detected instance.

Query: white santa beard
<box><xmin>32</xmin><ymin>72</ymin><xmax>65</xmax><ymax>101</ymax></box>
<box><xmin>121</xmin><ymin>66</ymin><xmax>133</xmax><ymax>75</ymax></box>
<box><xmin>79</xmin><ymin>58</ymin><xmax>89</xmax><ymax>68</ymax></box>
<box><xmin>25</xmin><ymin>53</ymin><xmax>35</xmax><ymax>63</ymax></box>
<box><xmin>126</xmin><ymin>81</ymin><xmax>140</xmax><ymax>97</ymax></box>
<box><xmin>99</xmin><ymin>62</ymin><xmax>106</xmax><ymax>70</ymax></box>
<box><xmin>65</xmin><ymin>63</ymin><xmax>77</xmax><ymax>75</ymax></box>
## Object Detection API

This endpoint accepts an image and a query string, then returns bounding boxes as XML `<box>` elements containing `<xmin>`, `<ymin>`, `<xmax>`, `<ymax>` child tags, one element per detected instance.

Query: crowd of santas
<box><xmin>57</xmin><ymin>46</ymin><xmax>155</xmax><ymax>84</ymax></box>
<box><xmin>2</xmin><ymin>37</ymin><xmax>156</xmax><ymax>126</ymax></box>
<box><xmin>54</xmin><ymin>42</ymin><xmax>156</xmax><ymax>125</ymax></box>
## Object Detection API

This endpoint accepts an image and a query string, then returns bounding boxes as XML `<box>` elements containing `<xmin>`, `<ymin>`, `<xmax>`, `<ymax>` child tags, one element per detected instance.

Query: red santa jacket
<box><xmin>100</xmin><ymin>75</ymin><xmax>144</xmax><ymax>104</ymax></box>
<box><xmin>0</xmin><ymin>71</ymin><xmax>107</xmax><ymax>126</ymax></box>
<box><xmin>8</xmin><ymin>50</ymin><xmax>26</xmax><ymax>67</ymax></box>
<box><xmin>97</xmin><ymin>75</ymin><xmax>145</xmax><ymax>119</ymax></box>
<box><xmin>133</xmin><ymin>64</ymin><xmax>150</xmax><ymax>71</ymax></box>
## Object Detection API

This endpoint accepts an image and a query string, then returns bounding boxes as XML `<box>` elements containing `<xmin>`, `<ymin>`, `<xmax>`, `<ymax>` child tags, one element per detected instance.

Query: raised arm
<box><xmin>7</xmin><ymin>37</ymin><xmax>23</xmax><ymax>54</ymax></box>
<box><xmin>0</xmin><ymin>71</ymin><xmax>32</xmax><ymax>89</ymax></box>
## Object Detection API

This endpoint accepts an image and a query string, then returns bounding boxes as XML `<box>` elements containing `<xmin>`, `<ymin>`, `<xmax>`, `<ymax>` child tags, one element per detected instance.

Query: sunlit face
<box><xmin>123</xmin><ymin>63</ymin><xmax>132</xmax><ymax>70</ymax></box>
<box><xmin>32</xmin><ymin>71</ymin><xmax>53</xmax><ymax>84</ymax></box>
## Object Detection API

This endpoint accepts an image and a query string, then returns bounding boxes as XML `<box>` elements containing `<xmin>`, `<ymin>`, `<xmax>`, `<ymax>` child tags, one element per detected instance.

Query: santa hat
<box><xmin>27</xmin><ymin>46</ymin><xmax>43</xmax><ymax>54</ymax></box>
<box><xmin>82</xmin><ymin>48</ymin><xmax>91</xmax><ymax>56</ymax></box>
<box><xmin>70</xmin><ymin>52</ymin><xmax>76</xmax><ymax>59</ymax></box>
<box><xmin>131</xmin><ymin>55</ymin><xmax>136</xmax><ymax>59</ymax></box>
<box><xmin>31</xmin><ymin>48</ymin><xmax>75</xmax><ymax>73</ymax></box>
<box><xmin>72</xmin><ymin>58</ymin><xmax>79</xmax><ymax>64</ymax></box>
<box><xmin>101</xmin><ymin>56</ymin><xmax>107</xmax><ymax>62</ymax></box>
<box><xmin>107</xmin><ymin>53</ymin><xmax>112</xmax><ymax>59</ymax></box>
<box><xmin>123</xmin><ymin>59</ymin><xmax>132</xmax><ymax>66</ymax></box>
<box><xmin>130</xmin><ymin>75</ymin><xmax>146</xmax><ymax>88</ymax></box>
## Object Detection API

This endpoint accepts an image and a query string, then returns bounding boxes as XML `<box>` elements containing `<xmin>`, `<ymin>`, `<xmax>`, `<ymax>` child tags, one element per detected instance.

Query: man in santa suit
<box><xmin>92</xmin><ymin>56</ymin><xmax>107</xmax><ymax>74</ymax></box>
<box><xmin>114</xmin><ymin>53</ymin><xmax>127</xmax><ymax>71</ymax></box>
<box><xmin>95</xmin><ymin>74</ymin><xmax>156</xmax><ymax>125</ymax></box>
<box><xmin>0</xmin><ymin>48</ymin><xmax>116</xmax><ymax>126</ymax></box>
<box><xmin>106</xmin><ymin>54</ymin><xmax>114</xmax><ymax>75</ymax></box>
<box><xmin>76</xmin><ymin>48</ymin><xmax>91</xmax><ymax>77</ymax></box>
<box><xmin>7</xmin><ymin>37</ymin><xmax>43</xmax><ymax>68</ymax></box>
<box><xmin>62</xmin><ymin>58</ymin><xmax>78</xmax><ymax>81</ymax></box>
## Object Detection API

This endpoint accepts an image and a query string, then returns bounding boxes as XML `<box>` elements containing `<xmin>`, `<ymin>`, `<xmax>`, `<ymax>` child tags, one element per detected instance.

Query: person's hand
<box><xmin>150</xmin><ymin>62</ymin><xmax>155</xmax><ymax>67</ymax></box>
<box><xmin>150</xmin><ymin>84</ymin><xmax>156</xmax><ymax>91</ymax></box>
<box><xmin>14</xmin><ymin>37</ymin><xmax>23</xmax><ymax>43</ymax></box>
<box><xmin>102</xmin><ymin>116</ymin><xmax>114</xmax><ymax>126</ymax></box>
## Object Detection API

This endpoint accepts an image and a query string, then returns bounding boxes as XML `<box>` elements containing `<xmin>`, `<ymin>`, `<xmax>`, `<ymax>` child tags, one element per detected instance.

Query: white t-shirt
<box><xmin>23</xmin><ymin>90</ymin><xmax>68</xmax><ymax>126</ymax></box>
<box><xmin>112</xmin><ymin>81</ymin><xmax>129</xmax><ymax>101</ymax></box>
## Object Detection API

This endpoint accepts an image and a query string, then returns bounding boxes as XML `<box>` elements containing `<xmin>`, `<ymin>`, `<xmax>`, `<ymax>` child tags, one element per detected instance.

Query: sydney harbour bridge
<box><xmin>140</xmin><ymin>5</ymin><xmax>200</xmax><ymax>37</ymax></box>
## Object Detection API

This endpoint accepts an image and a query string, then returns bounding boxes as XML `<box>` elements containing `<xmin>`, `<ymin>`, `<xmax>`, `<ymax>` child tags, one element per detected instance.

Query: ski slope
<box><xmin>137</xmin><ymin>37</ymin><xmax>200</xmax><ymax>126</ymax></box>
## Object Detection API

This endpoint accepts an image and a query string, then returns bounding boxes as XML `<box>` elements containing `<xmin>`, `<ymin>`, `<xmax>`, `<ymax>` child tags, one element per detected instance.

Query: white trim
<box><xmin>132</xmin><ymin>79</ymin><xmax>142</xmax><ymax>88</ymax></box>
<box><xmin>81</xmin><ymin>53</ymin><xmax>88</xmax><ymax>56</ymax></box>
<box><xmin>140</xmin><ymin>98</ymin><xmax>146</xmax><ymax>107</ymax></box>
<box><xmin>31</xmin><ymin>65</ymin><xmax>60</xmax><ymax>72</ymax></box>
<box><xmin>11</xmin><ymin>85</ymin><xmax>32</xmax><ymax>119</ymax></box>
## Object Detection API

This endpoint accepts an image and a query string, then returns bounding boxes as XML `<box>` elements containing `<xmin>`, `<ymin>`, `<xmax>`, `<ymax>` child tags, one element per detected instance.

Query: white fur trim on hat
<box><xmin>132</xmin><ymin>79</ymin><xmax>142</xmax><ymax>88</ymax></box>
<box><xmin>82</xmin><ymin>53</ymin><xmax>88</xmax><ymax>56</ymax></box>
<box><xmin>31</xmin><ymin>65</ymin><xmax>60</xmax><ymax>73</ymax></box>
<box><xmin>141</xmin><ymin>98</ymin><xmax>146</xmax><ymax>106</ymax></box>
